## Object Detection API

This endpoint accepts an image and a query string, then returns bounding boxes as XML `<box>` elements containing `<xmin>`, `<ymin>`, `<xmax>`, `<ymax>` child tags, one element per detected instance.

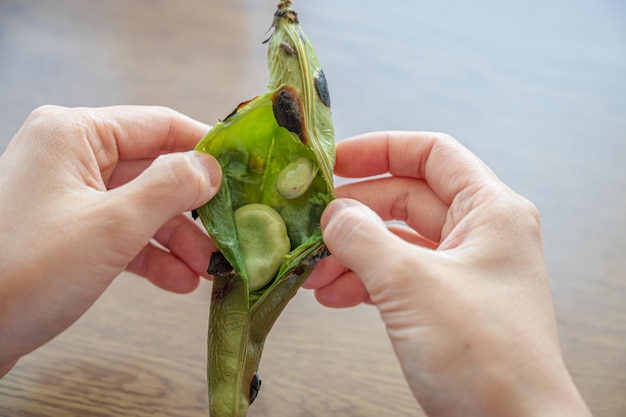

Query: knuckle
<box><xmin>487</xmin><ymin>189</ymin><xmax>543</xmax><ymax>239</ymax></box>
<box><xmin>23</xmin><ymin>105</ymin><xmax>65</xmax><ymax>135</ymax></box>
<box><xmin>26</xmin><ymin>104</ymin><xmax>65</xmax><ymax>122</ymax></box>
<box><xmin>514</xmin><ymin>195</ymin><xmax>542</xmax><ymax>233</ymax></box>
<box><xmin>22</xmin><ymin>105</ymin><xmax>89</xmax><ymax>149</ymax></box>
<box><xmin>431</xmin><ymin>131</ymin><xmax>457</xmax><ymax>144</ymax></box>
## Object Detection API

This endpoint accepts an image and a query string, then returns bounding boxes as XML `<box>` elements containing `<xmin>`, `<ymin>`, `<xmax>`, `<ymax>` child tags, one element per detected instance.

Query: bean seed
<box><xmin>233</xmin><ymin>203</ymin><xmax>291</xmax><ymax>291</ymax></box>
<box><xmin>276</xmin><ymin>157</ymin><xmax>315</xmax><ymax>199</ymax></box>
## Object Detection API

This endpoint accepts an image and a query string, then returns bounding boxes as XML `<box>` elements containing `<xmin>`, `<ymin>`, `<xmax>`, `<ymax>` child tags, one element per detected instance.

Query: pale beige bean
<box><xmin>276</xmin><ymin>157</ymin><xmax>315</xmax><ymax>199</ymax></box>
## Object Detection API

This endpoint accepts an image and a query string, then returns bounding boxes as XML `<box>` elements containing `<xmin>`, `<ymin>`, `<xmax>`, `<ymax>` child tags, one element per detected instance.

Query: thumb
<box><xmin>321</xmin><ymin>198</ymin><xmax>410</xmax><ymax>289</ymax></box>
<box><xmin>110</xmin><ymin>151</ymin><xmax>221</xmax><ymax>233</ymax></box>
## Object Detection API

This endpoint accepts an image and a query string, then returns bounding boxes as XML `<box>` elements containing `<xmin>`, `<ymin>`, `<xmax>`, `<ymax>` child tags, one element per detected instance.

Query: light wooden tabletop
<box><xmin>0</xmin><ymin>1</ymin><xmax>624</xmax><ymax>416</ymax></box>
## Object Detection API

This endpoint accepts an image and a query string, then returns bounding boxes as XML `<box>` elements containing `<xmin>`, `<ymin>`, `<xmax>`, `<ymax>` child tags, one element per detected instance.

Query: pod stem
<box><xmin>207</xmin><ymin>245</ymin><xmax>327</xmax><ymax>416</ymax></box>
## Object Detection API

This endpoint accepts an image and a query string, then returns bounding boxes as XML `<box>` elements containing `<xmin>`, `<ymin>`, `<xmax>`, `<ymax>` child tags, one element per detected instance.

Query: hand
<box><xmin>305</xmin><ymin>132</ymin><xmax>591</xmax><ymax>417</ymax></box>
<box><xmin>0</xmin><ymin>105</ymin><xmax>221</xmax><ymax>376</ymax></box>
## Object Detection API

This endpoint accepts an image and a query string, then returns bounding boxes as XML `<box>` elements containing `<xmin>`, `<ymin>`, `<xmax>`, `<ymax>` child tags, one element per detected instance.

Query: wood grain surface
<box><xmin>0</xmin><ymin>1</ymin><xmax>624</xmax><ymax>416</ymax></box>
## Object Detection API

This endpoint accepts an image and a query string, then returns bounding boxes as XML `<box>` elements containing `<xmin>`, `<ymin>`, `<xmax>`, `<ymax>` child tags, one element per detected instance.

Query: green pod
<box><xmin>194</xmin><ymin>1</ymin><xmax>335</xmax><ymax>415</ymax></box>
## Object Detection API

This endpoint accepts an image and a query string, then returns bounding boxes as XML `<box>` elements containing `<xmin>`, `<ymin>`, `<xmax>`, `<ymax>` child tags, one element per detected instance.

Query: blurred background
<box><xmin>1</xmin><ymin>1</ymin><xmax>625</xmax><ymax>416</ymax></box>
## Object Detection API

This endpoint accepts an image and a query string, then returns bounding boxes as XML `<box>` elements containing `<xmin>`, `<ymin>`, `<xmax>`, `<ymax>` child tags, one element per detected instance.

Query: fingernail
<box><xmin>191</xmin><ymin>151</ymin><xmax>222</xmax><ymax>188</ymax></box>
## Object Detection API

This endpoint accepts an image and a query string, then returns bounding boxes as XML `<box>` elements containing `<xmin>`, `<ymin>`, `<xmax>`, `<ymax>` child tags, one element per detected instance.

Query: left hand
<box><xmin>0</xmin><ymin>105</ymin><xmax>222</xmax><ymax>376</ymax></box>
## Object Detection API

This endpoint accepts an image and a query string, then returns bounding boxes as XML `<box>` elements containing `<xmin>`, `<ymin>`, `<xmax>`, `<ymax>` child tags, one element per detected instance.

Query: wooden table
<box><xmin>1</xmin><ymin>1</ymin><xmax>624</xmax><ymax>416</ymax></box>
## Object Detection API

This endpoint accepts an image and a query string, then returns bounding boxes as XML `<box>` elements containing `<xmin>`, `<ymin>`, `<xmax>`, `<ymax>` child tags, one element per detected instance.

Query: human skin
<box><xmin>304</xmin><ymin>131</ymin><xmax>592</xmax><ymax>417</ymax></box>
<box><xmin>0</xmin><ymin>105</ymin><xmax>221</xmax><ymax>377</ymax></box>
<box><xmin>0</xmin><ymin>113</ymin><xmax>592</xmax><ymax>416</ymax></box>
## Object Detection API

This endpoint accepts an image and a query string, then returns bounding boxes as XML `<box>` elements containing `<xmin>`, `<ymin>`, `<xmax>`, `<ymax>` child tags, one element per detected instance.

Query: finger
<box><xmin>304</xmin><ymin>226</ymin><xmax>436</xmax><ymax>304</ymax></box>
<box><xmin>126</xmin><ymin>243</ymin><xmax>201</xmax><ymax>294</ymax></box>
<box><xmin>312</xmin><ymin>271</ymin><xmax>369</xmax><ymax>308</ymax></box>
<box><xmin>83</xmin><ymin>106</ymin><xmax>211</xmax><ymax>182</ymax></box>
<box><xmin>321</xmin><ymin>198</ymin><xmax>426</xmax><ymax>302</ymax></box>
<box><xmin>335</xmin><ymin>131</ymin><xmax>499</xmax><ymax>205</ymax></box>
<box><xmin>153</xmin><ymin>214</ymin><xmax>216</xmax><ymax>279</ymax></box>
<box><xmin>105</xmin><ymin>158</ymin><xmax>154</xmax><ymax>188</ymax></box>
<box><xmin>336</xmin><ymin>177</ymin><xmax>448</xmax><ymax>242</ymax></box>
<box><xmin>388</xmin><ymin>224</ymin><xmax>439</xmax><ymax>249</ymax></box>
<box><xmin>21</xmin><ymin>105</ymin><xmax>211</xmax><ymax>178</ymax></box>
<box><xmin>87</xmin><ymin>105</ymin><xmax>211</xmax><ymax>158</ymax></box>
<box><xmin>107</xmin><ymin>151</ymin><xmax>222</xmax><ymax>238</ymax></box>
<box><xmin>302</xmin><ymin>255</ymin><xmax>348</xmax><ymax>290</ymax></box>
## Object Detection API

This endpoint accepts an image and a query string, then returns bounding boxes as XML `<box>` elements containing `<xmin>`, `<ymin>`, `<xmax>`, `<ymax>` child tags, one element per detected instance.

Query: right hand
<box><xmin>305</xmin><ymin>131</ymin><xmax>591</xmax><ymax>417</ymax></box>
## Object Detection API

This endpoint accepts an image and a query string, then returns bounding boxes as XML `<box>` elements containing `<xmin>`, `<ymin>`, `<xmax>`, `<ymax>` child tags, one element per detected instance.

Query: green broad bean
<box><xmin>276</xmin><ymin>157</ymin><xmax>315</xmax><ymax>199</ymax></box>
<box><xmin>233</xmin><ymin>203</ymin><xmax>291</xmax><ymax>291</ymax></box>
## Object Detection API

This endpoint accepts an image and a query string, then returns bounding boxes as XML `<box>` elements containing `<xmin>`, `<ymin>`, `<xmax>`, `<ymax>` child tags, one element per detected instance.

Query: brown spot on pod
<box><xmin>249</xmin><ymin>373</ymin><xmax>262</xmax><ymax>404</ymax></box>
<box><xmin>314</xmin><ymin>69</ymin><xmax>331</xmax><ymax>108</ymax></box>
<box><xmin>272</xmin><ymin>85</ymin><xmax>309</xmax><ymax>144</ymax></box>
<box><xmin>211</xmin><ymin>276</ymin><xmax>234</xmax><ymax>302</ymax></box>
<box><xmin>221</xmin><ymin>97</ymin><xmax>258</xmax><ymax>122</ymax></box>
<box><xmin>280</xmin><ymin>41</ymin><xmax>296</xmax><ymax>56</ymax></box>
<box><xmin>207</xmin><ymin>251</ymin><xmax>235</xmax><ymax>277</ymax></box>
<box><xmin>263</xmin><ymin>4</ymin><xmax>298</xmax><ymax>44</ymax></box>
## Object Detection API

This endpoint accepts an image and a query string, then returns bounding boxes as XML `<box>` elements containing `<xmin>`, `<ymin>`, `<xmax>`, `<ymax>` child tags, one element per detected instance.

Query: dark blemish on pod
<box><xmin>212</xmin><ymin>276</ymin><xmax>234</xmax><ymax>302</ymax></box>
<box><xmin>272</xmin><ymin>85</ymin><xmax>308</xmax><ymax>144</ymax></box>
<box><xmin>207</xmin><ymin>251</ymin><xmax>235</xmax><ymax>277</ymax></box>
<box><xmin>221</xmin><ymin>97</ymin><xmax>257</xmax><ymax>122</ymax></box>
<box><xmin>263</xmin><ymin>7</ymin><xmax>298</xmax><ymax>44</ymax></box>
<box><xmin>318</xmin><ymin>247</ymin><xmax>331</xmax><ymax>260</ymax></box>
<box><xmin>191</xmin><ymin>209</ymin><xmax>199</xmax><ymax>220</ymax></box>
<box><xmin>314</xmin><ymin>69</ymin><xmax>331</xmax><ymax>108</ymax></box>
<box><xmin>249</xmin><ymin>373</ymin><xmax>262</xmax><ymax>404</ymax></box>
<box><xmin>301</xmin><ymin>246</ymin><xmax>331</xmax><ymax>269</ymax></box>
<box><xmin>280</xmin><ymin>41</ymin><xmax>296</xmax><ymax>56</ymax></box>
<box><xmin>277</xmin><ymin>7</ymin><xmax>298</xmax><ymax>24</ymax></box>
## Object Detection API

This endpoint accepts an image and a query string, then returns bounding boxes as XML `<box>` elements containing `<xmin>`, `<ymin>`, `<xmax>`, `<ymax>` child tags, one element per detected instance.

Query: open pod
<box><xmin>193</xmin><ymin>2</ymin><xmax>335</xmax><ymax>415</ymax></box>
